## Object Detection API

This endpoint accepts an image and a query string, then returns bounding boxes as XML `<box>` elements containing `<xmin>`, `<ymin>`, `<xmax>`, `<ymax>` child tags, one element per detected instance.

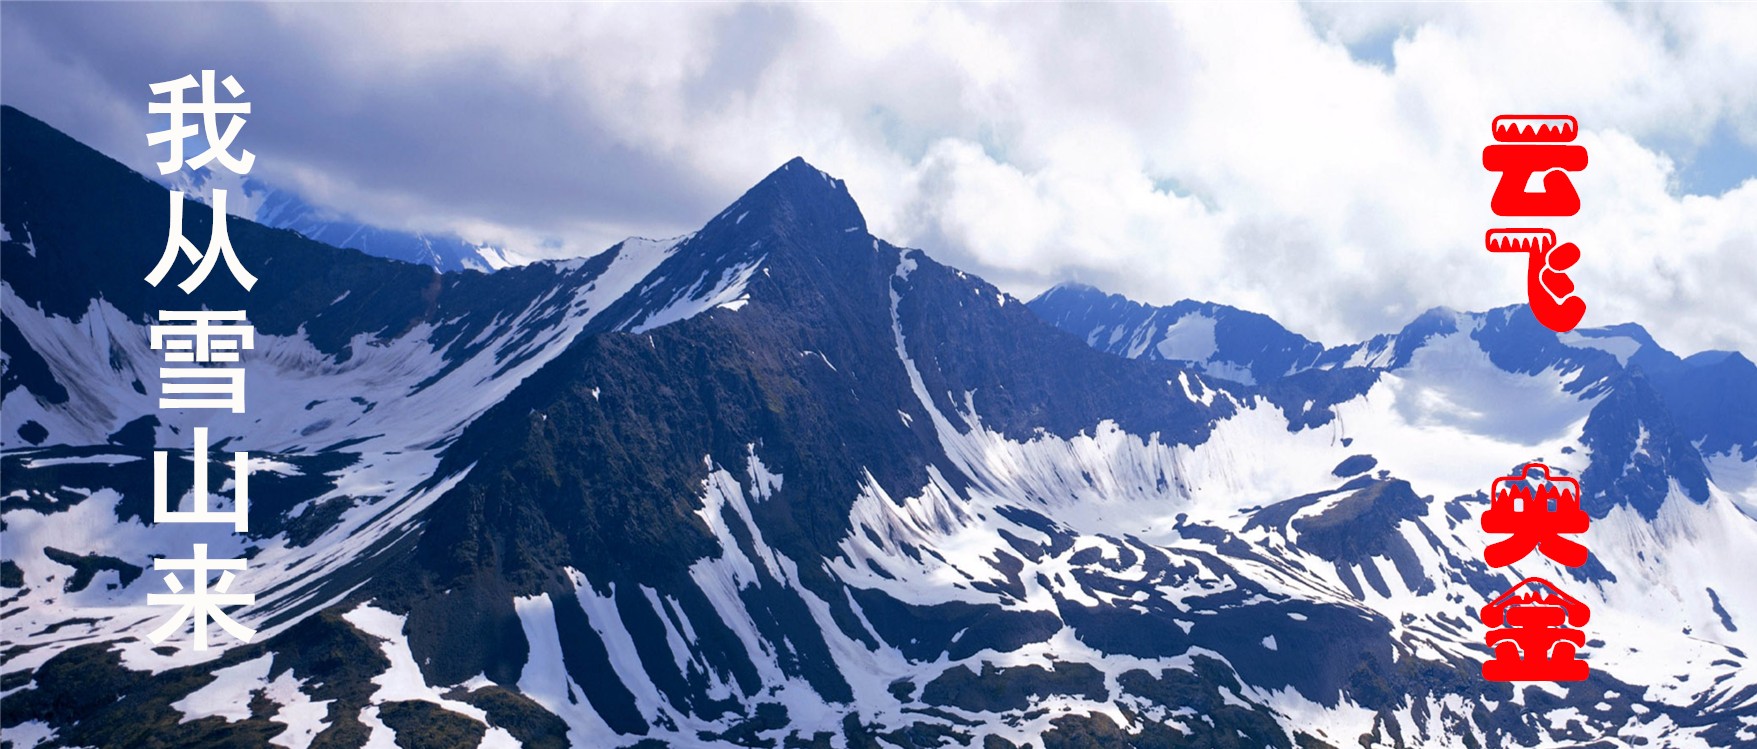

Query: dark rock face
<box><xmin>1653</xmin><ymin>351</ymin><xmax>1757</xmax><ymax>461</ymax></box>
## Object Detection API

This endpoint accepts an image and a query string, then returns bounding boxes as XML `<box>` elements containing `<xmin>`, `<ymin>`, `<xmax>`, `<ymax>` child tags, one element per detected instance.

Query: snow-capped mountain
<box><xmin>4</xmin><ymin>104</ymin><xmax>1756</xmax><ymax>748</ymax></box>
<box><xmin>166</xmin><ymin>169</ymin><xmax>534</xmax><ymax>273</ymax></box>
<box><xmin>1029</xmin><ymin>282</ymin><xmax>1756</xmax><ymax>517</ymax></box>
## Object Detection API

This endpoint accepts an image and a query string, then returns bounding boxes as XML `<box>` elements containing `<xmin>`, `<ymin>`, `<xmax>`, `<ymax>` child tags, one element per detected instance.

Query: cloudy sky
<box><xmin>5</xmin><ymin>2</ymin><xmax>1756</xmax><ymax>355</ymax></box>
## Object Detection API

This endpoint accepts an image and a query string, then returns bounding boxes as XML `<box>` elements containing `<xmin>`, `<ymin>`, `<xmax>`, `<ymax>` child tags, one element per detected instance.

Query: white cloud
<box><xmin>4</xmin><ymin>2</ymin><xmax>1755</xmax><ymax>354</ymax></box>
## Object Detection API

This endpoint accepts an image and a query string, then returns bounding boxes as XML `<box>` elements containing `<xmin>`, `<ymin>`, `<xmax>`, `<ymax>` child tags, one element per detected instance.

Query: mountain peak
<box><xmin>1044</xmin><ymin>280</ymin><xmax>1104</xmax><ymax>295</ymax></box>
<box><xmin>581</xmin><ymin>157</ymin><xmax>876</xmax><ymax>333</ymax></box>
<box><xmin>716</xmin><ymin>157</ymin><xmax>867</xmax><ymax>238</ymax></box>
<box><xmin>1412</xmin><ymin>305</ymin><xmax>1464</xmax><ymax>325</ymax></box>
<box><xmin>778</xmin><ymin>155</ymin><xmax>820</xmax><ymax>172</ymax></box>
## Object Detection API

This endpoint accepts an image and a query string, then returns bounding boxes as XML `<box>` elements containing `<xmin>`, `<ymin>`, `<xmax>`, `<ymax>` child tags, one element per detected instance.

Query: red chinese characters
<box><xmin>1481</xmin><ymin>577</ymin><xmax>1590</xmax><ymax>682</ymax></box>
<box><xmin>1484</xmin><ymin>116</ymin><xmax>1585</xmax><ymax>216</ymax></box>
<box><xmin>1484</xmin><ymin>230</ymin><xmax>1586</xmax><ymax>334</ymax></box>
<box><xmin>1479</xmin><ymin>463</ymin><xmax>1592</xmax><ymax>682</ymax></box>
<box><xmin>1483</xmin><ymin>115</ymin><xmax>1588</xmax><ymax>333</ymax></box>
<box><xmin>1483</xmin><ymin>462</ymin><xmax>1588</xmax><ymax>567</ymax></box>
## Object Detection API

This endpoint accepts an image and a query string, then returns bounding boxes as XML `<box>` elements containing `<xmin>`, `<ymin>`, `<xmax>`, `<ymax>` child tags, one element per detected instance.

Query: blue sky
<box><xmin>1337</xmin><ymin>20</ymin><xmax>1757</xmax><ymax>199</ymax></box>
<box><xmin>3</xmin><ymin>2</ymin><xmax>1755</xmax><ymax>355</ymax></box>
<box><xmin>1668</xmin><ymin>118</ymin><xmax>1757</xmax><ymax>197</ymax></box>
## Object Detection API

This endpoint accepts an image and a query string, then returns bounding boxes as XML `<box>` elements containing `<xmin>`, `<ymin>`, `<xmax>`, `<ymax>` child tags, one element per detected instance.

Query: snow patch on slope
<box><xmin>630</xmin><ymin>256</ymin><xmax>765</xmax><ymax>333</ymax></box>
<box><xmin>1155</xmin><ymin>313</ymin><xmax>1218</xmax><ymax>362</ymax></box>
<box><xmin>512</xmin><ymin>593</ymin><xmax>621</xmax><ymax>747</ymax></box>
<box><xmin>1559</xmin><ymin>331</ymin><xmax>1641</xmax><ymax>366</ymax></box>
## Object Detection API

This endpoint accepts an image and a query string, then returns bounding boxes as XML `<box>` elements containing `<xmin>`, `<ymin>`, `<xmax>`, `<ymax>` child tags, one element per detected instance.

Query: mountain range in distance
<box><xmin>164</xmin><ymin>167</ymin><xmax>537</xmax><ymax>274</ymax></box>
